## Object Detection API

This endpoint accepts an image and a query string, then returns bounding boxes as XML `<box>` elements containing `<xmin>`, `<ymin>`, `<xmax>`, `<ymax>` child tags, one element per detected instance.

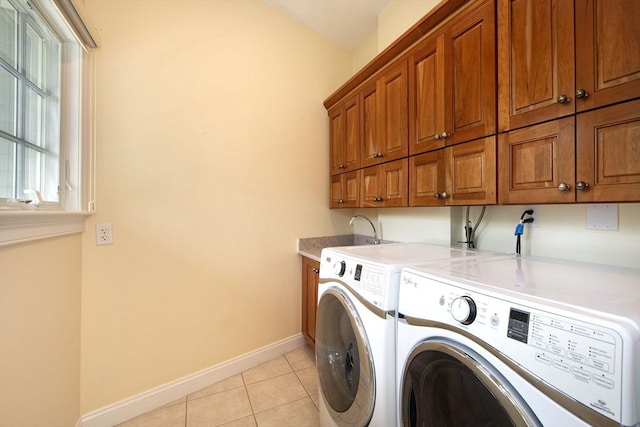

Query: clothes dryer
<box><xmin>316</xmin><ymin>243</ymin><xmax>494</xmax><ymax>427</ymax></box>
<box><xmin>396</xmin><ymin>255</ymin><xmax>640</xmax><ymax>427</ymax></box>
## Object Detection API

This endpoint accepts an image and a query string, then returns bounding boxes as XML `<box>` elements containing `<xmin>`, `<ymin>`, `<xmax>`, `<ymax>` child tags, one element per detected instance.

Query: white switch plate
<box><xmin>586</xmin><ymin>204</ymin><xmax>618</xmax><ymax>231</ymax></box>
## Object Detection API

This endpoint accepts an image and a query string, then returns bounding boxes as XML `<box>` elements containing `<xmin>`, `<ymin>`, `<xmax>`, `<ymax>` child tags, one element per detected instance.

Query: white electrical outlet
<box><xmin>95</xmin><ymin>223</ymin><xmax>113</xmax><ymax>245</ymax></box>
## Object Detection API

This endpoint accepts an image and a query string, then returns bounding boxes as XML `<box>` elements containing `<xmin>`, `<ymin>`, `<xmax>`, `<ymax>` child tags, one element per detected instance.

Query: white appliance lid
<box><xmin>406</xmin><ymin>254</ymin><xmax>640</xmax><ymax>321</ymax></box>
<box><xmin>323</xmin><ymin>242</ymin><xmax>490</xmax><ymax>268</ymax></box>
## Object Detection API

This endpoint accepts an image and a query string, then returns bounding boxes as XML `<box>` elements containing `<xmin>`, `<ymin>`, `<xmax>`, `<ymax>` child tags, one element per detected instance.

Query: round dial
<box><xmin>451</xmin><ymin>296</ymin><xmax>477</xmax><ymax>325</ymax></box>
<box><xmin>333</xmin><ymin>260</ymin><xmax>346</xmax><ymax>277</ymax></box>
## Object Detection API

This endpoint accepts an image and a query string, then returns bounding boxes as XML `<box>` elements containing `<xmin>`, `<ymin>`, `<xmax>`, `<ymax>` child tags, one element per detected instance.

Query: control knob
<box><xmin>451</xmin><ymin>296</ymin><xmax>477</xmax><ymax>325</ymax></box>
<box><xmin>333</xmin><ymin>260</ymin><xmax>346</xmax><ymax>277</ymax></box>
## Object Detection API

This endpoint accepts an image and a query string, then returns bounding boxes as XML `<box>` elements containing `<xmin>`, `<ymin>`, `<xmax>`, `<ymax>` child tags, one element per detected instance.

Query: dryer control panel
<box><xmin>399</xmin><ymin>272</ymin><xmax>630</xmax><ymax>425</ymax></box>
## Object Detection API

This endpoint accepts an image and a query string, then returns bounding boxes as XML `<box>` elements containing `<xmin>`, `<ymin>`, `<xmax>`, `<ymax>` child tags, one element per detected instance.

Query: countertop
<box><xmin>297</xmin><ymin>234</ymin><xmax>393</xmax><ymax>262</ymax></box>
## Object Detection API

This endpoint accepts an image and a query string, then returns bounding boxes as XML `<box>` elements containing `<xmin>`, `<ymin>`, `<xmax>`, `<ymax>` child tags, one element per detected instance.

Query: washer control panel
<box><xmin>399</xmin><ymin>272</ymin><xmax>626</xmax><ymax>424</ymax></box>
<box><xmin>321</xmin><ymin>254</ymin><xmax>396</xmax><ymax>311</ymax></box>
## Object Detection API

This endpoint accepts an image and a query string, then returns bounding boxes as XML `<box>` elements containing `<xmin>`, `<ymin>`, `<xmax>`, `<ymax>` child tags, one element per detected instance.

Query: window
<box><xmin>0</xmin><ymin>0</ymin><xmax>97</xmax><ymax>245</ymax></box>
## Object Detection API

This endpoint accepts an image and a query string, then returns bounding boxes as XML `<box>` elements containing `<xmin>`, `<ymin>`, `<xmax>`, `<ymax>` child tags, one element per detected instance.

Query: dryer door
<box><xmin>316</xmin><ymin>286</ymin><xmax>374</xmax><ymax>427</ymax></box>
<box><xmin>401</xmin><ymin>339</ymin><xmax>541</xmax><ymax>427</ymax></box>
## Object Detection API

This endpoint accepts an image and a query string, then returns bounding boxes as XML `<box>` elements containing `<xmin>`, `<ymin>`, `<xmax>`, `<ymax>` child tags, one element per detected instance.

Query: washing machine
<box><xmin>396</xmin><ymin>254</ymin><xmax>640</xmax><ymax>427</ymax></box>
<box><xmin>316</xmin><ymin>243</ymin><xmax>495</xmax><ymax>427</ymax></box>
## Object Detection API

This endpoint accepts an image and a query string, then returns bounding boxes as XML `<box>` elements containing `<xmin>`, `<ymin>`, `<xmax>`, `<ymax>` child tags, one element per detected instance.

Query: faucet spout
<box><xmin>349</xmin><ymin>215</ymin><xmax>380</xmax><ymax>244</ymax></box>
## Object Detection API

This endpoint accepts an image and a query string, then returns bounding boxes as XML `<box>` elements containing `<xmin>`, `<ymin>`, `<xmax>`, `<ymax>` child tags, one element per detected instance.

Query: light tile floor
<box><xmin>117</xmin><ymin>345</ymin><xmax>319</xmax><ymax>427</ymax></box>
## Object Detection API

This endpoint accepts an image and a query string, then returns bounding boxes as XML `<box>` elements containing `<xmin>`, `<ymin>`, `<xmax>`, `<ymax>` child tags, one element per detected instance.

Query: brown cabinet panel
<box><xmin>409</xmin><ymin>0</ymin><xmax>496</xmax><ymax>154</ymax></box>
<box><xmin>362</xmin><ymin>60</ymin><xmax>409</xmax><ymax>167</ymax></box>
<box><xmin>409</xmin><ymin>33</ymin><xmax>446</xmax><ymax>155</ymax></box>
<box><xmin>577</xmin><ymin>99</ymin><xmax>640</xmax><ymax>202</ymax></box>
<box><xmin>498</xmin><ymin>117</ymin><xmax>576</xmax><ymax>204</ymax></box>
<box><xmin>301</xmin><ymin>256</ymin><xmax>319</xmax><ymax>350</ymax></box>
<box><xmin>381</xmin><ymin>61</ymin><xmax>409</xmax><ymax>161</ymax></box>
<box><xmin>447</xmin><ymin>136</ymin><xmax>497</xmax><ymax>205</ymax></box>
<box><xmin>449</xmin><ymin>0</ymin><xmax>496</xmax><ymax>143</ymax></box>
<box><xmin>575</xmin><ymin>0</ymin><xmax>640</xmax><ymax>112</ymax></box>
<box><xmin>361</xmin><ymin>159</ymin><xmax>408</xmax><ymax>208</ymax></box>
<box><xmin>410</xmin><ymin>137</ymin><xmax>496</xmax><ymax>206</ymax></box>
<box><xmin>409</xmin><ymin>150</ymin><xmax>446</xmax><ymax>206</ymax></box>
<box><xmin>329</xmin><ymin>95</ymin><xmax>360</xmax><ymax>175</ymax></box>
<box><xmin>361</xmin><ymin>81</ymin><xmax>379</xmax><ymax>167</ymax></box>
<box><xmin>498</xmin><ymin>0</ymin><xmax>575</xmax><ymax>131</ymax></box>
<box><xmin>330</xmin><ymin>170</ymin><xmax>359</xmax><ymax>208</ymax></box>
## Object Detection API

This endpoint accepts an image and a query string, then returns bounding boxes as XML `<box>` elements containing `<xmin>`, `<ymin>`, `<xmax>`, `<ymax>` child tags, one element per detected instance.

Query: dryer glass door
<box><xmin>316</xmin><ymin>287</ymin><xmax>374</xmax><ymax>427</ymax></box>
<box><xmin>401</xmin><ymin>340</ymin><xmax>540</xmax><ymax>427</ymax></box>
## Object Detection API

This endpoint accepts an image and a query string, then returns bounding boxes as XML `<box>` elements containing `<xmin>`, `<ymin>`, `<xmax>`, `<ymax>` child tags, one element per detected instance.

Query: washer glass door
<box><xmin>401</xmin><ymin>339</ymin><xmax>540</xmax><ymax>427</ymax></box>
<box><xmin>316</xmin><ymin>287</ymin><xmax>374</xmax><ymax>427</ymax></box>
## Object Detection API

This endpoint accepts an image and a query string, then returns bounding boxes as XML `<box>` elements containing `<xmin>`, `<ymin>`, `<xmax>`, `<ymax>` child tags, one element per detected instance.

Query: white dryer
<box><xmin>396</xmin><ymin>254</ymin><xmax>640</xmax><ymax>427</ymax></box>
<box><xmin>316</xmin><ymin>243</ymin><xmax>494</xmax><ymax>427</ymax></box>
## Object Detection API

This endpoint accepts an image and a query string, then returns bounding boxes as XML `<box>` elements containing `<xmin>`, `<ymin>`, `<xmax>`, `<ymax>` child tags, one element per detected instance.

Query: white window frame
<box><xmin>0</xmin><ymin>0</ymin><xmax>97</xmax><ymax>246</ymax></box>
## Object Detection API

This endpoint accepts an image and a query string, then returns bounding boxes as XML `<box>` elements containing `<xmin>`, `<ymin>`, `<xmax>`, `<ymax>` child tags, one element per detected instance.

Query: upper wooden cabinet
<box><xmin>409</xmin><ymin>0</ymin><xmax>496</xmax><ymax>155</ymax></box>
<box><xmin>330</xmin><ymin>170</ymin><xmax>359</xmax><ymax>208</ymax></box>
<box><xmin>361</xmin><ymin>159</ymin><xmax>409</xmax><ymax>207</ymax></box>
<box><xmin>329</xmin><ymin>95</ymin><xmax>360</xmax><ymax>175</ymax></box>
<box><xmin>498</xmin><ymin>117</ymin><xmax>576</xmax><ymax>204</ymax></box>
<box><xmin>576</xmin><ymin>99</ymin><xmax>640</xmax><ymax>203</ymax></box>
<box><xmin>410</xmin><ymin>136</ymin><xmax>496</xmax><ymax>206</ymax></box>
<box><xmin>575</xmin><ymin>0</ymin><xmax>640</xmax><ymax>113</ymax></box>
<box><xmin>499</xmin><ymin>99</ymin><xmax>640</xmax><ymax>204</ymax></box>
<box><xmin>498</xmin><ymin>0</ymin><xmax>640</xmax><ymax>132</ymax></box>
<box><xmin>361</xmin><ymin>60</ymin><xmax>409</xmax><ymax>167</ymax></box>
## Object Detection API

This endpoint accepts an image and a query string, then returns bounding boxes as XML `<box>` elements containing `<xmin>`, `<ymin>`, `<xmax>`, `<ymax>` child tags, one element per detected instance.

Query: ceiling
<box><xmin>264</xmin><ymin>0</ymin><xmax>390</xmax><ymax>51</ymax></box>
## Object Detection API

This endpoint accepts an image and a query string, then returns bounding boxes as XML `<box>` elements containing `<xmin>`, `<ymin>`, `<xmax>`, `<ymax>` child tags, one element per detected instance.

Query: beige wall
<box><xmin>80</xmin><ymin>0</ymin><xmax>353</xmax><ymax>413</ymax></box>
<box><xmin>0</xmin><ymin>235</ymin><xmax>82</xmax><ymax>427</ymax></box>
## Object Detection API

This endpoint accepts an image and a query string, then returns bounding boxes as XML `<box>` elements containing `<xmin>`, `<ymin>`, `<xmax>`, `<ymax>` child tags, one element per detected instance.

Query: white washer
<box><xmin>397</xmin><ymin>254</ymin><xmax>640</xmax><ymax>427</ymax></box>
<box><xmin>316</xmin><ymin>243</ymin><xmax>495</xmax><ymax>427</ymax></box>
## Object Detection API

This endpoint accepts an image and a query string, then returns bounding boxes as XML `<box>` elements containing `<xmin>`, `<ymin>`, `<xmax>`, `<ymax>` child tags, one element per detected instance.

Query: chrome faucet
<box><xmin>349</xmin><ymin>215</ymin><xmax>380</xmax><ymax>244</ymax></box>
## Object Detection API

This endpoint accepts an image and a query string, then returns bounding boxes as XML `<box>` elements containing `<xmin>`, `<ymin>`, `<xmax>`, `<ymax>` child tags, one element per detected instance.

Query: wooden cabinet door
<box><xmin>362</xmin><ymin>60</ymin><xmax>409</xmax><ymax>167</ymax></box>
<box><xmin>575</xmin><ymin>0</ymin><xmax>640</xmax><ymax>113</ymax></box>
<box><xmin>330</xmin><ymin>171</ymin><xmax>359</xmax><ymax>208</ymax></box>
<box><xmin>361</xmin><ymin>79</ymin><xmax>380</xmax><ymax>168</ymax></box>
<box><xmin>409</xmin><ymin>150</ymin><xmax>446</xmax><ymax>206</ymax></box>
<box><xmin>498</xmin><ymin>0</ymin><xmax>575</xmax><ymax>131</ymax></box>
<box><xmin>498</xmin><ymin>117</ymin><xmax>575</xmax><ymax>204</ymax></box>
<box><xmin>448</xmin><ymin>0</ymin><xmax>496</xmax><ymax>144</ymax></box>
<box><xmin>301</xmin><ymin>257</ymin><xmax>319</xmax><ymax>350</ymax></box>
<box><xmin>446</xmin><ymin>136</ymin><xmax>497</xmax><ymax>205</ymax></box>
<box><xmin>577</xmin><ymin>99</ymin><xmax>640</xmax><ymax>202</ymax></box>
<box><xmin>361</xmin><ymin>159</ymin><xmax>408</xmax><ymax>207</ymax></box>
<box><xmin>329</xmin><ymin>95</ymin><xmax>360</xmax><ymax>175</ymax></box>
<box><xmin>380</xmin><ymin>60</ymin><xmax>409</xmax><ymax>162</ymax></box>
<box><xmin>380</xmin><ymin>158</ymin><xmax>409</xmax><ymax>207</ymax></box>
<box><xmin>328</xmin><ymin>105</ymin><xmax>344</xmax><ymax>176</ymax></box>
<box><xmin>409</xmin><ymin>32</ymin><xmax>447</xmax><ymax>155</ymax></box>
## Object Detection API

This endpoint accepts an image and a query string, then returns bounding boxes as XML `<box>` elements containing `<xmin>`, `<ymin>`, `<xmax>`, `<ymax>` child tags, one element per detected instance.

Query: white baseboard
<box><xmin>78</xmin><ymin>333</ymin><xmax>307</xmax><ymax>427</ymax></box>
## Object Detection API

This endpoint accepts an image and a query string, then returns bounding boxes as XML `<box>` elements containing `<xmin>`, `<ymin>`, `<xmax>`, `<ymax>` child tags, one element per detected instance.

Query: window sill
<box><xmin>0</xmin><ymin>210</ymin><xmax>90</xmax><ymax>246</ymax></box>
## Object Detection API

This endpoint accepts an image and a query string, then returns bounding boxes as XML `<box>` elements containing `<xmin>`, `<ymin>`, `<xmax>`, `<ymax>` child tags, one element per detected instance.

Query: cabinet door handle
<box><xmin>441</xmin><ymin>132</ymin><xmax>450</xmax><ymax>139</ymax></box>
<box><xmin>373</xmin><ymin>196</ymin><xmax>384</xmax><ymax>202</ymax></box>
<box><xmin>373</xmin><ymin>152</ymin><xmax>383</xmax><ymax>158</ymax></box>
<box><xmin>337</xmin><ymin>164</ymin><xmax>345</xmax><ymax>169</ymax></box>
<box><xmin>441</xmin><ymin>192</ymin><xmax>449</xmax><ymax>199</ymax></box>
<box><xmin>337</xmin><ymin>199</ymin><xmax>344</xmax><ymax>204</ymax></box>
<box><xmin>312</xmin><ymin>268</ymin><xmax>319</xmax><ymax>274</ymax></box>
<box><xmin>557</xmin><ymin>95</ymin><xmax>570</xmax><ymax>104</ymax></box>
<box><xmin>434</xmin><ymin>192</ymin><xmax>449</xmax><ymax>199</ymax></box>
<box><xmin>557</xmin><ymin>182</ymin><xmax>571</xmax><ymax>192</ymax></box>
<box><xmin>434</xmin><ymin>134</ymin><xmax>441</xmax><ymax>140</ymax></box>
<box><xmin>576</xmin><ymin>89</ymin><xmax>589</xmax><ymax>99</ymax></box>
<box><xmin>576</xmin><ymin>181</ymin><xmax>590</xmax><ymax>191</ymax></box>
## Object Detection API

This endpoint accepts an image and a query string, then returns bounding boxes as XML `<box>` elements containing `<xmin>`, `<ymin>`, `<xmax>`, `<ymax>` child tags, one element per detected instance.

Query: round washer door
<box><xmin>401</xmin><ymin>339</ymin><xmax>541</xmax><ymax>427</ymax></box>
<box><xmin>316</xmin><ymin>287</ymin><xmax>375</xmax><ymax>427</ymax></box>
